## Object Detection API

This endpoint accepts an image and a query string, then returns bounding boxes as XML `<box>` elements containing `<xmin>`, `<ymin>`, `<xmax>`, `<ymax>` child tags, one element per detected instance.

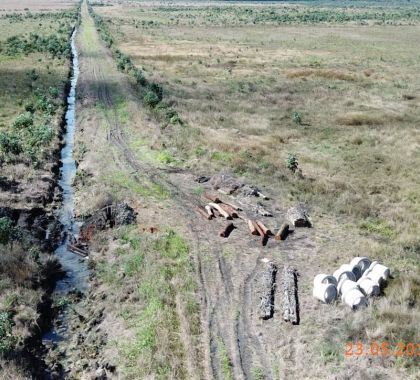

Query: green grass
<box><xmin>218</xmin><ymin>338</ymin><xmax>233</xmax><ymax>380</ymax></box>
<box><xmin>360</xmin><ymin>218</ymin><xmax>396</xmax><ymax>239</ymax></box>
<box><xmin>100</xmin><ymin>226</ymin><xmax>200</xmax><ymax>379</ymax></box>
<box><xmin>103</xmin><ymin>170</ymin><xmax>169</xmax><ymax>200</ymax></box>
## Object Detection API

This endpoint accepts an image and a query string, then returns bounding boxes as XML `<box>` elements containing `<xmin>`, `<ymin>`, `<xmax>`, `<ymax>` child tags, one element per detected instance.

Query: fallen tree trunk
<box><xmin>282</xmin><ymin>266</ymin><xmax>300</xmax><ymax>325</ymax></box>
<box><xmin>275</xmin><ymin>223</ymin><xmax>289</xmax><ymax>241</ymax></box>
<box><xmin>260</xmin><ymin>262</ymin><xmax>277</xmax><ymax>319</ymax></box>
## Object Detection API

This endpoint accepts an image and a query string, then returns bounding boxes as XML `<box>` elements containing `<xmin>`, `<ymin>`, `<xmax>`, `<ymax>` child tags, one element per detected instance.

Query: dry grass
<box><xmin>287</xmin><ymin>68</ymin><xmax>357</xmax><ymax>81</ymax></box>
<box><xmin>86</xmin><ymin>2</ymin><xmax>420</xmax><ymax>378</ymax></box>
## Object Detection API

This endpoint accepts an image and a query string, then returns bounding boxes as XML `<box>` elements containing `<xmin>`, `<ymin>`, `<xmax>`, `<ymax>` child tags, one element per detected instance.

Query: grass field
<box><xmin>89</xmin><ymin>1</ymin><xmax>420</xmax><ymax>378</ymax></box>
<box><xmin>0</xmin><ymin>0</ymin><xmax>419</xmax><ymax>379</ymax></box>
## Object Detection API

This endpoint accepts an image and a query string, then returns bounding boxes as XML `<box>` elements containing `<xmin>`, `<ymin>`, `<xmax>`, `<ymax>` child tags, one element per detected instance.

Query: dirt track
<box><xmin>74</xmin><ymin>1</ymin><xmax>319</xmax><ymax>378</ymax></box>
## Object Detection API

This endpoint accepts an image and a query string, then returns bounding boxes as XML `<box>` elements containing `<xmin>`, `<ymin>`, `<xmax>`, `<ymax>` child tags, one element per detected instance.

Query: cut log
<box><xmin>209</xmin><ymin>202</ymin><xmax>231</xmax><ymax>219</ymax></box>
<box><xmin>257</xmin><ymin>191</ymin><xmax>269</xmax><ymax>200</ymax></box>
<box><xmin>67</xmin><ymin>244</ymin><xmax>88</xmax><ymax>257</ymax></box>
<box><xmin>220</xmin><ymin>222</ymin><xmax>235</xmax><ymax>238</ymax></box>
<box><xmin>204</xmin><ymin>193</ymin><xmax>221</xmax><ymax>203</ymax></box>
<box><xmin>256</xmin><ymin>220</ymin><xmax>272</xmax><ymax>236</ymax></box>
<box><xmin>275</xmin><ymin>223</ymin><xmax>289</xmax><ymax>241</ymax></box>
<box><xmin>248</xmin><ymin>219</ymin><xmax>259</xmax><ymax>235</ymax></box>
<box><xmin>287</xmin><ymin>206</ymin><xmax>311</xmax><ymax>227</ymax></box>
<box><xmin>219</xmin><ymin>204</ymin><xmax>238</xmax><ymax>218</ymax></box>
<box><xmin>221</xmin><ymin>200</ymin><xmax>242</xmax><ymax>211</ymax></box>
<box><xmin>205</xmin><ymin>205</ymin><xmax>215</xmax><ymax>218</ymax></box>
<box><xmin>252</xmin><ymin>220</ymin><xmax>265</xmax><ymax>237</ymax></box>
<box><xmin>260</xmin><ymin>262</ymin><xmax>277</xmax><ymax>319</ymax></box>
<box><xmin>195</xmin><ymin>206</ymin><xmax>212</xmax><ymax>220</ymax></box>
<box><xmin>282</xmin><ymin>266</ymin><xmax>300</xmax><ymax>325</ymax></box>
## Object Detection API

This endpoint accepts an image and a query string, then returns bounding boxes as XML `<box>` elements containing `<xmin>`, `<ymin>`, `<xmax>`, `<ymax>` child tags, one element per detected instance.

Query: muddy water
<box><xmin>42</xmin><ymin>28</ymin><xmax>89</xmax><ymax>343</ymax></box>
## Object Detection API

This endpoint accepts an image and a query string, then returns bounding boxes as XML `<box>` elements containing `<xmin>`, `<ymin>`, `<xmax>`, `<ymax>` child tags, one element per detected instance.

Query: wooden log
<box><xmin>248</xmin><ymin>219</ymin><xmax>259</xmax><ymax>236</ymax></box>
<box><xmin>257</xmin><ymin>191</ymin><xmax>269</xmax><ymax>200</ymax></box>
<box><xmin>219</xmin><ymin>204</ymin><xmax>238</xmax><ymax>218</ymax></box>
<box><xmin>282</xmin><ymin>266</ymin><xmax>300</xmax><ymax>325</ymax></box>
<box><xmin>195</xmin><ymin>206</ymin><xmax>212</xmax><ymax>220</ymax></box>
<box><xmin>287</xmin><ymin>206</ymin><xmax>311</xmax><ymax>227</ymax></box>
<box><xmin>204</xmin><ymin>193</ymin><xmax>221</xmax><ymax>203</ymax></box>
<box><xmin>220</xmin><ymin>222</ymin><xmax>235</xmax><ymax>238</ymax></box>
<box><xmin>67</xmin><ymin>244</ymin><xmax>88</xmax><ymax>257</ymax></box>
<box><xmin>205</xmin><ymin>205</ymin><xmax>215</xmax><ymax>218</ymax></box>
<box><xmin>252</xmin><ymin>220</ymin><xmax>265</xmax><ymax>237</ymax></box>
<box><xmin>260</xmin><ymin>262</ymin><xmax>277</xmax><ymax>319</ymax></box>
<box><xmin>208</xmin><ymin>202</ymin><xmax>231</xmax><ymax>219</ymax></box>
<box><xmin>221</xmin><ymin>200</ymin><xmax>242</xmax><ymax>211</ymax></box>
<box><xmin>275</xmin><ymin>223</ymin><xmax>289</xmax><ymax>241</ymax></box>
<box><xmin>256</xmin><ymin>220</ymin><xmax>272</xmax><ymax>236</ymax></box>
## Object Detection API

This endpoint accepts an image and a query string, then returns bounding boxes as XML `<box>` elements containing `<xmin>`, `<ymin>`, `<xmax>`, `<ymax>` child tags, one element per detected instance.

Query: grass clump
<box><xmin>360</xmin><ymin>218</ymin><xmax>395</xmax><ymax>239</ymax></box>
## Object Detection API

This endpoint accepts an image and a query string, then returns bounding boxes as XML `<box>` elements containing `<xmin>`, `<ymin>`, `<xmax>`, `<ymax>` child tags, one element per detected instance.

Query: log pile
<box><xmin>195</xmin><ymin>187</ymin><xmax>311</xmax><ymax>247</ymax></box>
<box><xmin>282</xmin><ymin>266</ymin><xmax>300</xmax><ymax>325</ymax></box>
<box><xmin>259</xmin><ymin>262</ymin><xmax>278</xmax><ymax>319</ymax></box>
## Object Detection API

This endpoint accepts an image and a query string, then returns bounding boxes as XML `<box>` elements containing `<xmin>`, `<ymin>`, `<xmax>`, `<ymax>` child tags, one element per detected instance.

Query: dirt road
<box><xmin>74</xmin><ymin>1</ymin><xmax>319</xmax><ymax>378</ymax></box>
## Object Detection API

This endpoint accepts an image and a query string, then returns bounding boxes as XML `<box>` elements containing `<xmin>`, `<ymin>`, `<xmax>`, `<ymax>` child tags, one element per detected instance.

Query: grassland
<box><xmin>87</xmin><ymin>1</ymin><xmax>420</xmax><ymax>378</ymax></box>
<box><xmin>0</xmin><ymin>3</ymin><xmax>78</xmax><ymax>378</ymax></box>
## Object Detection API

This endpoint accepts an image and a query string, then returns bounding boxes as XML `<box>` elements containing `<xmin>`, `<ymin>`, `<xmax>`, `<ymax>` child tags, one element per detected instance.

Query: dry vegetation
<box><xmin>87</xmin><ymin>1</ymin><xmax>420</xmax><ymax>378</ymax></box>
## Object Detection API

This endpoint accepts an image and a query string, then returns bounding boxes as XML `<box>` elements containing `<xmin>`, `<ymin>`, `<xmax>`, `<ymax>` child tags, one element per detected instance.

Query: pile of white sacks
<box><xmin>313</xmin><ymin>257</ymin><xmax>391</xmax><ymax>310</ymax></box>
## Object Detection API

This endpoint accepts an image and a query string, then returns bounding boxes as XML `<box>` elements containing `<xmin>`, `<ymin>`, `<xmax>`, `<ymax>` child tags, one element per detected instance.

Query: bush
<box><xmin>0</xmin><ymin>217</ymin><xmax>14</xmax><ymax>245</ymax></box>
<box><xmin>0</xmin><ymin>132</ymin><xmax>22</xmax><ymax>155</ymax></box>
<box><xmin>287</xmin><ymin>153</ymin><xmax>299</xmax><ymax>173</ymax></box>
<box><xmin>148</xmin><ymin>83</ymin><xmax>163</xmax><ymax>101</ymax></box>
<box><xmin>133</xmin><ymin>68</ymin><xmax>147</xmax><ymax>86</ymax></box>
<box><xmin>0</xmin><ymin>311</ymin><xmax>16</xmax><ymax>356</ymax></box>
<box><xmin>28</xmin><ymin>124</ymin><xmax>54</xmax><ymax>146</ymax></box>
<box><xmin>12</xmin><ymin>112</ymin><xmax>33</xmax><ymax>129</ymax></box>
<box><xmin>292</xmin><ymin>111</ymin><xmax>302</xmax><ymax>125</ymax></box>
<box><xmin>144</xmin><ymin>91</ymin><xmax>160</xmax><ymax>108</ymax></box>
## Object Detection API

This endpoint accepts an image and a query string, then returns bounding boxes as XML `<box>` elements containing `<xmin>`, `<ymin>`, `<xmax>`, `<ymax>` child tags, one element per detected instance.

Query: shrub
<box><xmin>149</xmin><ymin>83</ymin><xmax>163</xmax><ymax>101</ymax></box>
<box><xmin>0</xmin><ymin>217</ymin><xmax>14</xmax><ymax>245</ymax></box>
<box><xmin>292</xmin><ymin>111</ymin><xmax>302</xmax><ymax>125</ymax></box>
<box><xmin>0</xmin><ymin>132</ymin><xmax>22</xmax><ymax>155</ymax></box>
<box><xmin>144</xmin><ymin>91</ymin><xmax>160</xmax><ymax>108</ymax></box>
<box><xmin>28</xmin><ymin>124</ymin><xmax>54</xmax><ymax>146</ymax></box>
<box><xmin>24</xmin><ymin>102</ymin><xmax>35</xmax><ymax>113</ymax></box>
<box><xmin>287</xmin><ymin>153</ymin><xmax>299</xmax><ymax>173</ymax></box>
<box><xmin>133</xmin><ymin>68</ymin><xmax>147</xmax><ymax>86</ymax></box>
<box><xmin>12</xmin><ymin>112</ymin><xmax>33</xmax><ymax>129</ymax></box>
<box><xmin>0</xmin><ymin>311</ymin><xmax>16</xmax><ymax>356</ymax></box>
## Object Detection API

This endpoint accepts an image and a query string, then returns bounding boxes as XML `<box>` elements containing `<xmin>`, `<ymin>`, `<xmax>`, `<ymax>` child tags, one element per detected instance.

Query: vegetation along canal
<box><xmin>42</xmin><ymin>28</ymin><xmax>89</xmax><ymax>347</ymax></box>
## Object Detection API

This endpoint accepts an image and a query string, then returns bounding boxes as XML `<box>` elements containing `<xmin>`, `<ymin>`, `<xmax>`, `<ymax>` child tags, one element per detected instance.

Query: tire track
<box><xmin>78</xmin><ymin>4</ymin><xmax>271</xmax><ymax>379</ymax></box>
